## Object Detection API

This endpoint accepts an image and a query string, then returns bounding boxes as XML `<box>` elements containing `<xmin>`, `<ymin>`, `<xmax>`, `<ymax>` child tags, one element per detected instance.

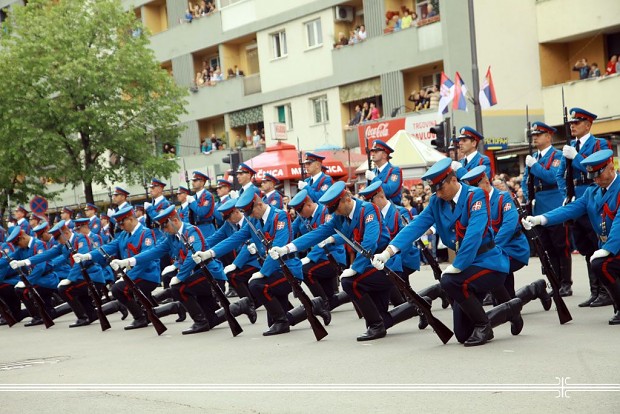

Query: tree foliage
<box><xmin>0</xmin><ymin>0</ymin><xmax>187</xmax><ymax>210</ymax></box>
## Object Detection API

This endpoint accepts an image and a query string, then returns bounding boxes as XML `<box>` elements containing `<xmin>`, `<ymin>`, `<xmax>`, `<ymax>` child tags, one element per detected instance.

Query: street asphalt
<box><xmin>0</xmin><ymin>255</ymin><xmax>618</xmax><ymax>413</ymax></box>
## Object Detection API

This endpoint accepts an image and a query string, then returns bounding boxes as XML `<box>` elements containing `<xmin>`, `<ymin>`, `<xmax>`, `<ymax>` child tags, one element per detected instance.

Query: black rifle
<box><xmin>0</xmin><ymin>249</ymin><xmax>55</xmax><ymax>328</ymax></box>
<box><xmin>365</xmin><ymin>132</ymin><xmax>372</xmax><ymax>185</ymax></box>
<box><xmin>512</xmin><ymin>197</ymin><xmax>572</xmax><ymax>324</ymax></box>
<box><xmin>0</xmin><ymin>297</ymin><xmax>17</xmax><ymax>327</ymax></box>
<box><xmin>302</xmin><ymin>221</ymin><xmax>342</xmax><ymax>273</ymax></box>
<box><xmin>415</xmin><ymin>240</ymin><xmax>443</xmax><ymax>282</ymax></box>
<box><xmin>182</xmin><ymin>160</ymin><xmax>197</xmax><ymax>225</ymax></box>
<box><xmin>333</xmin><ymin>228</ymin><xmax>453</xmax><ymax>344</ymax></box>
<box><xmin>297</xmin><ymin>137</ymin><xmax>306</xmax><ymax>181</ymax></box>
<box><xmin>525</xmin><ymin>106</ymin><xmax>536</xmax><ymax>216</ymax></box>
<box><xmin>245</xmin><ymin>218</ymin><xmax>328</xmax><ymax>341</ymax></box>
<box><xmin>171</xmin><ymin>221</ymin><xmax>243</xmax><ymax>337</ymax></box>
<box><xmin>66</xmin><ymin>242</ymin><xmax>111</xmax><ymax>331</ymax></box>
<box><xmin>562</xmin><ymin>88</ymin><xmax>576</xmax><ymax>203</ymax></box>
<box><xmin>97</xmin><ymin>247</ymin><xmax>167</xmax><ymax>335</ymax></box>
<box><xmin>107</xmin><ymin>188</ymin><xmax>116</xmax><ymax>239</ymax></box>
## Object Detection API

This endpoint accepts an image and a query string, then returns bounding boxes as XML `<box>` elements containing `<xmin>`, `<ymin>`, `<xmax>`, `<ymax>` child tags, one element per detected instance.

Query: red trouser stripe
<box><xmin>352</xmin><ymin>268</ymin><xmax>377</xmax><ymax>299</ymax></box>
<box><xmin>179</xmin><ymin>276</ymin><xmax>207</xmax><ymax>302</ymax></box>
<box><xmin>263</xmin><ymin>276</ymin><xmax>287</xmax><ymax>302</ymax></box>
<box><xmin>65</xmin><ymin>281</ymin><xmax>88</xmax><ymax>301</ymax></box>
<box><xmin>306</xmin><ymin>260</ymin><xmax>330</xmax><ymax>285</ymax></box>
<box><xmin>563</xmin><ymin>225</ymin><xmax>571</xmax><ymax>258</ymax></box>
<box><xmin>601</xmin><ymin>257</ymin><xmax>617</xmax><ymax>284</ymax></box>
<box><xmin>462</xmin><ymin>269</ymin><xmax>493</xmax><ymax>299</ymax></box>
<box><xmin>123</xmin><ymin>278</ymin><xmax>143</xmax><ymax>300</ymax></box>
<box><xmin>230</xmin><ymin>266</ymin><xmax>256</xmax><ymax>288</ymax></box>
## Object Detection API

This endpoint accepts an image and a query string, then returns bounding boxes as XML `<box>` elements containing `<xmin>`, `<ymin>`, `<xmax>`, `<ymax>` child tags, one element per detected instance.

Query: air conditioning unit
<box><xmin>335</xmin><ymin>5</ymin><xmax>354</xmax><ymax>22</ymax></box>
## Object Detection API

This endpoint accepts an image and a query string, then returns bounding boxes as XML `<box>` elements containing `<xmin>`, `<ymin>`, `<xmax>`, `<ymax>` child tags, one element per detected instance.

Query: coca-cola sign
<box><xmin>358</xmin><ymin>118</ymin><xmax>405</xmax><ymax>152</ymax></box>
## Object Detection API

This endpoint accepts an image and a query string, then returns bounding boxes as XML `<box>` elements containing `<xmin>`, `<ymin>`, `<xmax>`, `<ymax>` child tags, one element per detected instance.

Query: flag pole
<box><xmin>467</xmin><ymin>0</ymin><xmax>483</xmax><ymax>138</ymax></box>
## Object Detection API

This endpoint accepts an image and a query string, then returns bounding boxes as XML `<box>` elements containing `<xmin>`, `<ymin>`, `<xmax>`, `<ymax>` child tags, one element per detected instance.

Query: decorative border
<box><xmin>1</xmin><ymin>378</ymin><xmax>619</xmax><ymax>398</ymax></box>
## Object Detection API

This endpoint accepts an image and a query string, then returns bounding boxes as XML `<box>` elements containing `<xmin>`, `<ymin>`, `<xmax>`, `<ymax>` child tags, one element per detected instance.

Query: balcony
<box><xmin>536</xmin><ymin>0</ymin><xmax>620</xmax><ymax>43</ymax></box>
<box><xmin>243</xmin><ymin>73</ymin><xmax>261</xmax><ymax>95</ymax></box>
<box><xmin>541</xmin><ymin>74</ymin><xmax>620</xmax><ymax>127</ymax></box>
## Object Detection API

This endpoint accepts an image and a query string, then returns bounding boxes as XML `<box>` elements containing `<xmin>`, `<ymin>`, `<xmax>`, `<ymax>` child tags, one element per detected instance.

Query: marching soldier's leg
<box><xmin>589</xmin><ymin>258</ymin><xmax>613</xmax><ymax>307</ymax></box>
<box><xmin>490</xmin><ymin>283</ymin><xmax>524</xmax><ymax>335</ymax></box>
<box><xmin>210</xmin><ymin>297</ymin><xmax>255</xmax><ymax>327</ymax></box>
<box><xmin>110</xmin><ymin>280</ymin><xmax>148</xmax><ymax>330</ymax></box>
<box><xmin>418</xmin><ymin>283</ymin><xmax>450</xmax><ymax>309</ymax></box>
<box><xmin>355</xmin><ymin>293</ymin><xmax>386</xmax><ymax>341</ymax></box>
<box><xmin>170</xmin><ymin>280</ymin><xmax>210</xmax><ymax>335</ymax></box>
<box><xmin>152</xmin><ymin>301</ymin><xmax>186</xmax><ymax>322</ymax></box>
<box><xmin>0</xmin><ymin>284</ymin><xmax>24</xmax><ymax>323</ymax></box>
<box><xmin>249</xmin><ymin>274</ymin><xmax>291</xmax><ymax>336</ymax></box>
<box><xmin>572</xmin><ymin>215</ymin><xmax>599</xmax><ymax>299</ymax></box>
<box><xmin>515</xmin><ymin>279</ymin><xmax>552</xmax><ymax>311</ymax></box>
<box><xmin>229</xmin><ymin>265</ymin><xmax>259</xmax><ymax>323</ymax></box>
<box><xmin>101</xmin><ymin>299</ymin><xmax>130</xmax><ymax>319</ymax></box>
<box><xmin>286</xmin><ymin>296</ymin><xmax>331</xmax><ymax>327</ymax></box>
<box><xmin>152</xmin><ymin>288</ymin><xmax>173</xmax><ymax>304</ymax></box>
<box><xmin>16</xmin><ymin>286</ymin><xmax>43</xmax><ymax>326</ymax></box>
<box><xmin>590</xmin><ymin>256</ymin><xmax>620</xmax><ymax>325</ymax></box>
<box><xmin>59</xmin><ymin>282</ymin><xmax>93</xmax><ymax>327</ymax></box>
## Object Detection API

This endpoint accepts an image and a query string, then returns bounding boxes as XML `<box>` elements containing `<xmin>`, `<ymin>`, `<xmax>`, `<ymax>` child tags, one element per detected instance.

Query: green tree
<box><xmin>0</xmin><ymin>0</ymin><xmax>187</xmax><ymax>211</ymax></box>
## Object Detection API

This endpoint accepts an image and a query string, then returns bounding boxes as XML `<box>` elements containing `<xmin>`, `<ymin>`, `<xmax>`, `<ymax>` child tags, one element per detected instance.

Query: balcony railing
<box><xmin>243</xmin><ymin>73</ymin><xmax>261</xmax><ymax>95</ymax></box>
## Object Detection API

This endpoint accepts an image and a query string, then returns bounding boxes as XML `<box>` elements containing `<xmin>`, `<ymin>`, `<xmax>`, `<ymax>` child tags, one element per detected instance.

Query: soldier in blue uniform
<box><xmin>261</xmin><ymin>173</ymin><xmax>283</xmax><ymax>209</ymax></box>
<box><xmin>525</xmin><ymin>150</ymin><xmax>620</xmax><ymax>325</ymax></box>
<box><xmin>204</xmin><ymin>199</ymin><xmax>258</xmax><ymax>323</ymax></box>
<box><xmin>176</xmin><ymin>185</ymin><xmax>192</xmax><ymax>224</ymax></box>
<box><xmin>364</xmin><ymin>141</ymin><xmax>403</xmax><ymax>205</ymax></box>
<box><xmin>188</xmin><ymin>171</ymin><xmax>216</xmax><ymax>237</ymax></box>
<box><xmin>145</xmin><ymin>178</ymin><xmax>171</xmax><ymax>236</ymax></box>
<box><xmin>373</xmin><ymin>159</ymin><xmax>524</xmax><ymax>346</ymax></box>
<box><xmin>555</xmin><ymin>108</ymin><xmax>611</xmax><ymax>305</ymax></box>
<box><xmin>60</xmin><ymin>207</ymin><xmax>75</xmax><ymax>231</ymax></box>
<box><xmin>214</xmin><ymin>179</ymin><xmax>235</xmax><ymax>227</ymax></box>
<box><xmin>236</xmin><ymin>163</ymin><xmax>260</xmax><ymax>196</ymax></box>
<box><xmin>0</xmin><ymin>241</ymin><xmax>25</xmax><ymax>324</ymax></box>
<box><xmin>112</xmin><ymin>206</ymin><xmax>237</xmax><ymax>335</ymax></box>
<box><xmin>193</xmin><ymin>189</ymin><xmax>324</xmax><ymax>336</ymax></box>
<box><xmin>521</xmin><ymin>122</ymin><xmax>573</xmax><ymax>301</ymax></box>
<box><xmin>297</xmin><ymin>152</ymin><xmax>334</xmax><ymax>202</ymax></box>
<box><xmin>134</xmin><ymin>205</ymin><xmax>146</xmax><ymax>226</ymax></box>
<box><xmin>28</xmin><ymin>213</ymin><xmax>46</xmax><ymax>234</ymax></box>
<box><xmin>288</xmin><ymin>189</ymin><xmax>349</xmax><ymax>311</ymax></box>
<box><xmin>270</xmin><ymin>181</ymin><xmax>420</xmax><ymax>341</ymax></box>
<box><xmin>14</xmin><ymin>205</ymin><xmax>33</xmax><ymax>236</ymax></box>
<box><xmin>112</xmin><ymin>187</ymin><xmax>131</xmax><ymax>212</ymax></box>
<box><xmin>84</xmin><ymin>203</ymin><xmax>101</xmax><ymax>235</ymax></box>
<box><xmin>451</xmin><ymin>127</ymin><xmax>492</xmax><ymax>180</ymax></box>
<box><xmin>462</xmin><ymin>166</ymin><xmax>551</xmax><ymax>312</ymax></box>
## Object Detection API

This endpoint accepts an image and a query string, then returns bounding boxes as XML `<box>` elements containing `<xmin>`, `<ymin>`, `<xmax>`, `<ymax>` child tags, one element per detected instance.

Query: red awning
<box><xmin>242</xmin><ymin>142</ymin><xmax>347</xmax><ymax>181</ymax></box>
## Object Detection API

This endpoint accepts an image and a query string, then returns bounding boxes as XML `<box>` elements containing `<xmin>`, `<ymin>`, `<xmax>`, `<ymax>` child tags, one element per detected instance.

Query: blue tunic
<box><xmin>489</xmin><ymin>189</ymin><xmax>529</xmax><ymax>266</ymax></box>
<box><xmin>207</xmin><ymin>219</ymin><xmax>261</xmax><ymax>270</ymax></box>
<box><xmin>455</xmin><ymin>152</ymin><xmax>492</xmax><ymax>181</ymax></box>
<box><xmin>303</xmin><ymin>173</ymin><xmax>333</xmax><ymax>202</ymax></box>
<box><xmin>521</xmin><ymin>146</ymin><xmax>564</xmax><ymax>215</ymax></box>
<box><xmin>188</xmin><ymin>189</ymin><xmax>216</xmax><ymax>237</ymax></box>
<box><xmin>556</xmin><ymin>135</ymin><xmax>609</xmax><ymax>199</ymax></box>
<box><xmin>371</xmin><ymin>162</ymin><xmax>403</xmax><ymax>205</ymax></box>
<box><xmin>291</xmin><ymin>204</ymin><xmax>346</xmax><ymax>265</ymax></box>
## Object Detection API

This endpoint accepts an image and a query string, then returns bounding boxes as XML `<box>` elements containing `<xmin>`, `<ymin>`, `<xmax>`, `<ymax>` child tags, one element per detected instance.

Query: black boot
<box><xmin>68</xmin><ymin>299</ymin><xmax>93</xmax><ymax>328</ymax></box>
<box><xmin>604</xmin><ymin>282</ymin><xmax>620</xmax><ymax>325</ymax></box>
<box><xmin>153</xmin><ymin>301</ymin><xmax>187</xmax><ymax>322</ymax></box>
<box><xmin>329</xmin><ymin>291</ymin><xmax>351</xmax><ymax>310</ymax></box>
<box><xmin>388</xmin><ymin>302</ymin><xmax>419</xmax><ymax>328</ymax></box>
<box><xmin>286</xmin><ymin>305</ymin><xmax>308</xmax><ymax>327</ymax></box>
<box><xmin>152</xmin><ymin>288</ymin><xmax>173</xmax><ymax>305</ymax></box>
<box><xmin>389</xmin><ymin>286</ymin><xmax>405</xmax><ymax>306</ymax></box>
<box><xmin>225</xmin><ymin>286</ymin><xmax>238</xmax><ymax>298</ymax></box>
<box><xmin>311</xmin><ymin>297</ymin><xmax>331</xmax><ymax>326</ymax></box>
<box><xmin>356</xmin><ymin>294</ymin><xmax>386</xmax><ymax>341</ymax></box>
<box><xmin>590</xmin><ymin>290</ymin><xmax>613</xmax><ymax>307</ymax></box>
<box><xmin>558</xmin><ymin>257</ymin><xmax>573</xmax><ymax>297</ymax></box>
<box><xmin>102</xmin><ymin>300</ymin><xmax>124</xmax><ymax>317</ymax></box>
<box><xmin>262</xmin><ymin>299</ymin><xmax>290</xmax><ymax>336</ymax></box>
<box><xmin>487</xmin><ymin>298</ymin><xmax>524</xmax><ymax>335</ymax></box>
<box><xmin>417</xmin><ymin>296</ymin><xmax>432</xmax><ymax>330</ymax></box>
<box><xmin>579</xmin><ymin>259</ymin><xmax>599</xmax><ymax>306</ymax></box>
<box><xmin>418</xmin><ymin>283</ymin><xmax>450</xmax><ymax>309</ymax></box>
<box><xmin>181</xmin><ymin>297</ymin><xmax>210</xmax><ymax>335</ymax></box>
<box><xmin>124</xmin><ymin>301</ymin><xmax>149</xmax><ymax>330</ymax></box>
<box><xmin>458</xmin><ymin>296</ymin><xmax>493</xmax><ymax>347</ymax></box>
<box><xmin>233</xmin><ymin>297</ymin><xmax>256</xmax><ymax>324</ymax></box>
<box><xmin>516</xmin><ymin>279</ymin><xmax>551</xmax><ymax>311</ymax></box>
<box><xmin>482</xmin><ymin>292</ymin><xmax>494</xmax><ymax>306</ymax></box>
<box><xmin>53</xmin><ymin>302</ymin><xmax>73</xmax><ymax>318</ymax></box>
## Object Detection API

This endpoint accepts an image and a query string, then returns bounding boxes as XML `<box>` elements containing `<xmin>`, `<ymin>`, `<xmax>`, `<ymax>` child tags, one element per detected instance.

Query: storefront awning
<box><xmin>229</xmin><ymin>106</ymin><xmax>263</xmax><ymax>128</ymax></box>
<box><xmin>339</xmin><ymin>78</ymin><xmax>381</xmax><ymax>103</ymax></box>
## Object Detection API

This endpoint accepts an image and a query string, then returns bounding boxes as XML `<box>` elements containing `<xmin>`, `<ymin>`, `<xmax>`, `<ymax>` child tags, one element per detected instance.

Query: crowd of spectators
<box><xmin>384</xmin><ymin>4</ymin><xmax>438</xmax><ymax>33</ymax></box>
<box><xmin>334</xmin><ymin>25</ymin><xmax>367</xmax><ymax>49</ymax></box>
<box><xmin>200</xmin><ymin>133</ymin><xmax>226</xmax><ymax>154</ymax></box>
<box><xmin>345</xmin><ymin>101</ymin><xmax>382</xmax><ymax>128</ymax></box>
<box><xmin>572</xmin><ymin>55</ymin><xmax>619</xmax><ymax>80</ymax></box>
<box><xmin>182</xmin><ymin>0</ymin><xmax>217</xmax><ymax>23</ymax></box>
<box><xmin>408</xmin><ymin>85</ymin><xmax>440</xmax><ymax>112</ymax></box>
<box><xmin>191</xmin><ymin>62</ymin><xmax>245</xmax><ymax>92</ymax></box>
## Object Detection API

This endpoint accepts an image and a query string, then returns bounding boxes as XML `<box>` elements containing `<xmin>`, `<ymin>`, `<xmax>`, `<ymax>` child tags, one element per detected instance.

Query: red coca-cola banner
<box><xmin>357</xmin><ymin>119</ymin><xmax>406</xmax><ymax>152</ymax></box>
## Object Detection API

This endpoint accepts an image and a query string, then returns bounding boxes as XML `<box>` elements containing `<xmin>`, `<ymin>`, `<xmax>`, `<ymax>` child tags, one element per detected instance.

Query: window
<box><xmin>305</xmin><ymin>18</ymin><xmax>323</xmax><ymax>48</ymax></box>
<box><xmin>420</xmin><ymin>72</ymin><xmax>441</xmax><ymax>89</ymax></box>
<box><xmin>311</xmin><ymin>95</ymin><xmax>329</xmax><ymax>124</ymax></box>
<box><xmin>276</xmin><ymin>104</ymin><xmax>294</xmax><ymax>130</ymax></box>
<box><xmin>271</xmin><ymin>30</ymin><xmax>287</xmax><ymax>59</ymax></box>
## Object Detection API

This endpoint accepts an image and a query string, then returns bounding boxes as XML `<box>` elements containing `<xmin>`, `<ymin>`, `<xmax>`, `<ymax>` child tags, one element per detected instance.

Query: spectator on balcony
<box><xmin>408</xmin><ymin>90</ymin><xmax>422</xmax><ymax>110</ymax></box>
<box><xmin>234</xmin><ymin>134</ymin><xmax>246</xmax><ymax>149</ymax></box>
<box><xmin>206</xmin><ymin>1</ymin><xmax>217</xmax><ymax>15</ymax></box>
<box><xmin>358</xmin><ymin>25</ymin><xmax>367</xmax><ymax>41</ymax></box>
<box><xmin>427</xmin><ymin>3</ymin><xmax>438</xmax><ymax>18</ymax></box>
<box><xmin>348</xmin><ymin>30</ymin><xmax>359</xmax><ymax>45</ymax></box>
<box><xmin>201</xmin><ymin>139</ymin><xmax>212</xmax><ymax>155</ymax></box>
<box><xmin>195</xmin><ymin>72</ymin><xmax>205</xmax><ymax>87</ymax></box>
<box><xmin>572</xmin><ymin>58</ymin><xmax>590</xmax><ymax>80</ymax></box>
<box><xmin>390</xmin><ymin>14</ymin><xmax>401</xmax><ymax>31</ymax></box>
<box><xmin>227</xmin><ymin>68</ymin><xmax>236</xmax><ymax>79</ymax></box>
<box><xmin>427</xmin><ymin>85</ymin><xmax>440</xmax><ymax>110</ymax></box>
<box><xmin>183</xmin><ymin>9</ymin><xmax>193</xmax><ymax>23</ymax></box>
<box><xmin>346</xmin><ymin>104</ymin><xmax>362</xmax><ymax>128</ymax></box>
<box><xmin>401</xmin><ymin>10</ymin><xmax>414</xmax><ymax>29</ymax></box>
<box><xmin>234</xmin><ymin>65</ymin><xmax>245</xmax><ymax>76</ymax></box>
<box><xmin>360</xmin><ymin>101</ymin><xmax>370</xmax><ymax>121</ymax></box>
<box><xmin>335</xmin><ymin>32</ymin><xmax>348</xmax><ymax>49</ymax></box>
<box><xmin>211</xmin><ymin>68</ymin><xmax>223</xmax><ymax>83</ymax></box>
<box><xmin>589</xmin><ymin>63</ymin><xmax>601</xmax><ymax>78</ymax></box>
<box><xmin>252</xmin><ymin>130</ymin><xmax>261</xmax><ymax>149</ymax></box>
<box><xmin>367</xmin><ymin>102</ymin><xmax>380</xmax><ymax>121</ymax></box>
<box><xmin>605</xmin><ymin>55</ymin><xmax>618</xmax><ymax>76</ymax></box>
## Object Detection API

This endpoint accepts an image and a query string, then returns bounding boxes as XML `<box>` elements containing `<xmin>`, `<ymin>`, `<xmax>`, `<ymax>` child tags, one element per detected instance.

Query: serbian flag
<box><xmin>479</xmin><ymin>66</ymin><xmax>497</xmax><ymax>109</ymax></box>
<box><xmin>452</xmin><ymin>72</ymin><xmax>468</xmax><ymax>111</ymax></box>
<box><xmin>437</xmin><ymin>72</ymin><xmax>455</xmax><ymax>116</ymax></box>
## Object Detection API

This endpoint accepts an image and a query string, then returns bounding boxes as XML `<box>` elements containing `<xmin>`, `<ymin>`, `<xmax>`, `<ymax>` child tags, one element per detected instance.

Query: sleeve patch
<box><xmin>78</xmin><ymin>242</ymin><xmax>84</xmax><ymax>248</ymax></box>
<box><xmin>390</xmin><ymin>174</ymin><xmax>399</xmax><ymax>182</ymax></box>
<box><xmin>324</xmin><ymin>214</ymin><xmax>333</xmax><ymax>223</ymax></box>
<box><xmin>552</xmin><ymin>159</ymin><xmax>561</xmax><ymax>167</ymax></box>
<box><xmin>471</xmin><ymin>201</ymin><xmax>482</xmax><ymax>212</ymax></box>
<box><xmin>365</xmin><ymin>214</ymin><xmax>375</xmax><ymax>223</ymax></box>
<box><xmin>37</xmin><ymin>249</ymin><xmax>44</xmax><ymax>254</ymax></box>
<box><xmin>503</xmin><ymin>203</ymin><xmax>512</xmax><ymax>211</ymax></box>
<box><xmin>276</xmin><ymin>221</ymin><xmax>285</xmax><ymax>230</ymax></box>
<box><xmin>145</xmin><ymin>238</ymin><xmax>153</xmax><ymax>246</ymax></box>
<box><xmin>188</xmin><ymin>235</ymin><xmax>195</xmax><ymax>243</ymax></box>
<box><xmin>270</xmin><ymin>199</ymin><xmax>277</xmax><ymax>205</ymax></box>
<box><xmin>321</xmin><ymin>184</ymin><xmax>328</xmax><ymax>191</ymax></box>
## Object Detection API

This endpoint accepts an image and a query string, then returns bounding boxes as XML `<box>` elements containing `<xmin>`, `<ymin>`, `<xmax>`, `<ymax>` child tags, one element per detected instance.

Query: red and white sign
<box><xmin>358</xmin><ymin>112</ymin><xmax>440</xmax><ymax>151</ymax></box>
<box><xmin>270</xmin><ymin>122</ymin><xmax>288</xmax><ymax>141</ymax></box>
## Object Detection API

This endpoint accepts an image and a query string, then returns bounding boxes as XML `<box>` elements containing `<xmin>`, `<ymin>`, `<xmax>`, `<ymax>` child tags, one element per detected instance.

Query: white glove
<box><xmin>590</xmin><ymin>249</ymin><xmax>611</xmax><ymax>262</ymax></box>
<box><xmin>10</xmin><ymin>259</ymin><xmax>30</xmax><ymax>269</ymax></box>
<box><xmin>563</xmin><ymin>197</ymin><xmax>575</xmax><ymax>206</ymax></box>
<box><xmin>73</xmin><ymin>253</ymin><xmax>91</xmax><ymax>264</ymax></box>
<box><xmin>524</xmin><ymin>215</ymin><xmax>546</xmax><ymax>227</ymax></box>
<box><xmin>107</xmin><ymin>208</ymin><xmax>115</xmax><ymax>217</ymax></box>
<box><xmin>318</xmin><ymin>236</ymin><xmax>335</xmax><ymax>248</ymax></box>
<box><xmin>372</xmin><ymin>250</ymin><xmax>392</xmax><ymax>270</ymax></box>
<box><xmin>110</xmin><ymin>258</ymin><xmax>131</xmax><ymax>270</ymax></box>
<box><xmin>57</xmin><ymin>279</ymin><xmax>71</xmax><ymax>287</ymax></box>
<box><xmin>340</xmin><ymin>268</ymin><xmax>357</xmax><ymax>278</ymax></box>
<box><xmin>192</xmin><ymin>250</ymin><xmax>214</xmax><ymax>264</ymax></box>
<box><xmin>521</xmin><ymin>218</ymin><xmax>533</xmax><ymax>231</ymax></box>
<box><xmin>115</xmin><ymin>277</ymin><xmax>124</xmax><ymax>284</ymax></box>
<box><xmin>451</xmin><ymin>161</ymin><xmax>462</xmax><ymax>172</ymax></box>
<box><xmin>15</xmin><ymin>281</ymin><xmax>25</xmax><ymax>289</ymax></box>
<box><xmin>162</xmin><ymin>264</ymin><xmax>177</xmax><ymax>275</ymax></box>
<box><xmin>297</xmin><ymin>181</ymin><xmax>308</xmax><ymax>190</ymax></box>
<box><xmin>186</xmin><ymin>195</ymin><xmax>196</xmax><ymax>203</ymax></box>
<box><xmin>441</xmin><ymin>265</ymin><xmax>461</xmax><ymax>276</ymax></box>
<box><xmin>562</xmin><ymin>145</ymin><xmax>577</xmax><ymax>160</ymax></box>
<box><xmin>224</xmin><ymin>264</ymin><xmax>237</xmax><ymax>274</ymax></box>
<box><xmin>144</xmin><ymin>202</ymin><xmax>153</xmax><ymax>209</ymax></box>
<box><xmin>170</xmin><ymin>276</ymin><xmax>182</xmax><ymax>286</ymax></box>
<box><xmin>249</xmin><ymin>272</ymin><xmax>265</xmax><ymax>282</ymax></box>
<box><xmin>365</xmin><ymin>170</ymin><xmax>376</xmax><ymax>181</ymax></box>
<box><xmin>301</xmin><ymin>257</ymin><xmax>311</xmax><ymax>265</ymax></box>
<box><xmin>229</xmin><ymin>190</ymin><xmax>239</xmax><ymax>199</ymax></box>
<box><xmin>247</xmin><ymin>243</ymin><xmax>257</xmax><ymax>255</ymax></box>
<box><xmin>268</xmin><ymin>246</ymin><xmax>288</xmax><ymax>260</ymax></box>
<box><xmin>525</xmin><ymin>155</ymin><xmax>536</xmax><ymax>168</ymax></box>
